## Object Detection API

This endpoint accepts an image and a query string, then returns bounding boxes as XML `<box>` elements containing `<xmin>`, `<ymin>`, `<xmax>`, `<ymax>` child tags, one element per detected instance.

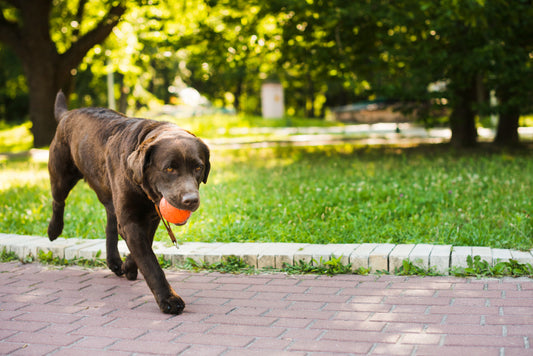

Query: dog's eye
<box><xmin>164</xmin><ymin>167</ymin><xmax>174</xmax><ymax>173</ymax></box>
<box><xmin>195</xmin><ymin>165</ymin><xmax>203</xmax><ymax>172</ymax></box>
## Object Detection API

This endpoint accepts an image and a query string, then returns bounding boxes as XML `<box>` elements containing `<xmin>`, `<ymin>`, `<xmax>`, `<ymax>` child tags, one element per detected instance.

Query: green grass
<box><xmin>1</xmin><ymin>143</ymin><xmax>532</xmax><ymax>250</ymax></box>
<box><xmin>0</xmin><ymin>121</ymin><xmax>33</xmax><ymax>152</ymax></box>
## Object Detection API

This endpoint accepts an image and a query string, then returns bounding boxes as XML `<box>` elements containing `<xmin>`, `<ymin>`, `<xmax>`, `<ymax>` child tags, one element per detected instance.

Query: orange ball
<box><xmin>159</xmin><ymin>197</ymin><xmax>192</xmax><ymax>225</ymax></box>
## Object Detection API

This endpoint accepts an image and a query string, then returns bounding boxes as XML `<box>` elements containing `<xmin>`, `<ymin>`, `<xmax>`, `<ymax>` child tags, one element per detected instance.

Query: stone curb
<box><xmin>1</xmin><ymin>233</ymin><xmax>532</xmax><ymax>274</ymax></box>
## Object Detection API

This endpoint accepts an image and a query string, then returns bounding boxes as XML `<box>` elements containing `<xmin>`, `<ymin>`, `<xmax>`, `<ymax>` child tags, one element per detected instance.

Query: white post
<box><xmin>107</xmin><ymin>58</ymin><xmax>116</xmax><ymax>110</ymax></box>
<box><xmin>261</xmin><ymin>81</ymin><xmax>284</xmax><ymax>119</ymax></box>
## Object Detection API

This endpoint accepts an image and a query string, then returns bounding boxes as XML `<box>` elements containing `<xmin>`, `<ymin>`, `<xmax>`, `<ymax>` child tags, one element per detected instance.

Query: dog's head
<box><xmin>127</xmin><ymin>126</ymin><xmax>210</xmax><ymax>213</ymax></box>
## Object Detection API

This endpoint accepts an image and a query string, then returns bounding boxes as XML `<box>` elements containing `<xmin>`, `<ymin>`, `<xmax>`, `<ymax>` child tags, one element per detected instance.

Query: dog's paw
<box><xmin>159</xmin><ymin>294</ymin><xmax>185</xmax><ymax>315</ymax></box>
<box><xmin>122</xmin><ymin>255</ymin><xmax>138</xmax><ymax>280</ymax></box>
<box><xmin>106</xmin><ymin>257</ymin><xmax>124</xmax><ymax>277</ymax></box>
<box><xmin>47</xmin><ymin>217</ymin><xmax>63</xmax><ymax>241</ymax></box>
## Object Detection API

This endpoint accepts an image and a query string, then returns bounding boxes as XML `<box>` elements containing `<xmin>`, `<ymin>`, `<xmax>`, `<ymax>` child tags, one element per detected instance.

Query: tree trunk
<box><xmin>494</xmin><ymin>87</ymin><xmax>520</xmax><ymax>146</ymax></box>
<box><xmin>449</xmin><ymin>81</ymin><xmax>478</xmax><ymax>148</ymax></box>
<box><xmin>27</xmin><ymin>65</ymin><xmax>60</xmax><ymax>147</ymax></box>
<box><xmin>0</xmin><ymin>0</ymin><xmax>125</xmax><ymax>147</ymax></box>
<box><xmin>494</xmin><ymin>108</ymin><xmax>520</xmax><ymax>146</ymax></box>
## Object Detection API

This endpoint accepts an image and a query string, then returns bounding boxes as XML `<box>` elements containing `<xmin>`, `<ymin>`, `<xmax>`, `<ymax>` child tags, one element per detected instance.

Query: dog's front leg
<box><xmin>120</xmin><ymin>221</ymin><xmax>185</xmax><ymax>314</ymax></box>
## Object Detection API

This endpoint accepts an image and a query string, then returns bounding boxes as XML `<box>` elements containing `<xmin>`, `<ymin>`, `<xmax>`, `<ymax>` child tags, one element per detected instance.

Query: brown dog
<box><xmin>47</xmin><ymin>91</ymin><xmax>210</xmax><ymax>314</ymax></box>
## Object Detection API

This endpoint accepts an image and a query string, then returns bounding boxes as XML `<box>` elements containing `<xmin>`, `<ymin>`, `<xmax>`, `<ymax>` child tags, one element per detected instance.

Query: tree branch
<box><xmin>60</xmin><ymin>4</ymin><xmax>126</xmax><ymax>71</ymax></box>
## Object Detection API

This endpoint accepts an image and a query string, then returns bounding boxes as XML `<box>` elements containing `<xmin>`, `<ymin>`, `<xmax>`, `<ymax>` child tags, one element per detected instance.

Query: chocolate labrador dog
<box><xmin>47</xmin><ymin>91</ymin><xmax>210</xmax><ymax>314</ymax></box>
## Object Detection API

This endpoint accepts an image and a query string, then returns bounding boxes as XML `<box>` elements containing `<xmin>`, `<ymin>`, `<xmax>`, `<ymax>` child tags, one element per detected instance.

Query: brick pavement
<box><xmin>1</xmin><ymin>261</ymin><xmax>532</xmax><ymax>355</ymax></box>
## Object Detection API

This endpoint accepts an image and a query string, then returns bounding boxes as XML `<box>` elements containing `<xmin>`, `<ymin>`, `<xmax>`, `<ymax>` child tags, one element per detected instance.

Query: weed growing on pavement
<box><xmin>450</xmin><ymin>255</ymin><xmax>533</xmax><ymax>278</ymax></box>
<box><xmin>183</xmin><ymin>255</ymin><xmax>256</xmax><ymax>274</ymax></box>
<box><xmin>394</xmin><ymin>259</ymin><xmax>441</xmax><ymax>276</ymax></box>
<box><xmin>3</xmin><ymin>249</ymin><xmax>533</xmax><ymax>278</ymax></box>
<box><xmin>282</xmin><ymin>256</ymin><xmax>356</xmax><ymax>276</ymax></box>
<box><xmin>158</xmin><ymin>255</ymin><xmax>173</xmax><ymax>269</ymax></box>
<box><xmin>0</xmin><ymin>247</ymin><xmax>18</xmax><ymax>262</ymax></box>
<box><xmin>36</xmin><ymin>250</ymin><xmax>107</xmax><ymax>268</ymax></box>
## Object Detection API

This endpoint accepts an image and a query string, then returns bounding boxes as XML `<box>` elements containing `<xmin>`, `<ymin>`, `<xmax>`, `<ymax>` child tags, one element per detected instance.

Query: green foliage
<box><xmin>158</xmin><ymin>255</ymin><xmax>173</xmax><ymax>269</ymax></box>
<box><xmin>0</xmin><ymin>247</ymin><xmax>18</xmax><ymax>262</ymax></box>
<box><xmin>183</xmin><ymin>256</ymin><xmax>255</xmax><ymax>274</ymax></box>
<box><xmin>451</xmin><ymin>255</ymin><xmax>533</xmax><ymax>278</ymax></box>
<box><xmin>37</xmin><ymin>250</ymin><xmax>107</xmax><ymax>268</ymax></box>
<box><xmin>283</xmin><ymin>256</ymin><xmax>354</xmax><ymax>276</ymax></box>
<box><xmin>395</xmin><ymin>259</ymin><xmax>440</xmax><ymax>276</ymax></box>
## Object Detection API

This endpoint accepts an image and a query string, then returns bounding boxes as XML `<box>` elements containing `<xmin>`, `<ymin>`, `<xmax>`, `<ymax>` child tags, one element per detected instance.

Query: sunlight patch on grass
<box><xmin>0</xmin><ymin>121</ymin><xmax>33</xmax><ymax>153</ymax></box>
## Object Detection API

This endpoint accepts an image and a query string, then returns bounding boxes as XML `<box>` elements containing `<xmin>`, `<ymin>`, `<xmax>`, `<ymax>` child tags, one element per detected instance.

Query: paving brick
<box><xmin>64</xmin><ymin>240</ymin><xmax>104</xmax><ymax>260</ymax></box>
<box><xmin>288</xmin><ymin>339</ymin><xmax>373</xmax><ymax>353</ymax></box>
<box><xmin>176</xmin><ymin>333</ymin><xmax>255</xmax><ymax>347</ymax></box>
<box><xmin>202</xmin><ymin>242</ymin><xmax>263</xmax><ymax>267</ymax></box>
<box><xmin>78</xmin><ymin>240</ymin><xmax>129</xmax><ymax>259</ymax></box>
<box><xmin>430</xmin><ymin>244</ymin><xmax>452</xmax><ymax>274</ymax></box>
<box><xmin>452</xmin><ymin>246</ymin><xmax>472</xmax><ymax>268</ymax></box>
<box><xmin>409</xmin><ymin>243</ymin><xmax>434</xmax><ymax>269</ymax></box>
<box><xmin>444</xmin><ymin>334</ymin><xmax>524</xmax><ymax>347</ymax></box>
<box><xmin>25</xmin><ymin>237</ymin><xmax>80</xmax><ymax>259</ymax></box>
<box><xmin>310</xmin><ymin>320</ymin><xmax>386</xmax><ymax>332</ymax></box>
<box><xmin>208</xmin><ymin>324</ymin><xmax>285</xmax><ymax>338</ymax></box>
<box><xmin>350</xmin><ymin>243</ymin><xmax>379</xmax><ymax>271</ymax></box>
<box><xmin>179</xmin><ymin>345</ymin><xmax>229</xmax><ymax>356</ymax></box>
<box><xmin>6</xmin><ymin>332</ymin><xmax>83</xmax><ymax>346</ymax></box>
<box><xmin>389</xmin><ymin>244</ymin><xmax>415</xmax><ymax>272</ymax></box>
<box><xmin>472</xmin><ymin>246</ymin><xmax>493</xmax><ymax>265</ymax></box>
<box><xmin>416</xmin><ymin>345</ymin><xmax>502</xmax><ymax>356</ymax></box>
<box><xmin>13</xmin><ymin>312</ymin><xmax>84</xmax><ymax>324</ymax></box>
<box><xmin>372</xmin><ymin>343</ymin><xmax>415</xmax><ymax>355</ymax></box>
<box><xmin>400</xmin><ymin>333</ymin><xmax>442</xmax><ymax>345</ymax></box>
<box><xmin>321</xmin><ymin>329</ymin><xmax>401</xmax><ymax>343</ymax></box>
<box><xmin>509</xmin><ymin>249</ymin><xmax>533</xmax><ymax>264</ymax></box>
<box><xmin>157</xmin><ymin>242</ymin><xmax>223</xmax><ymax>265</ymax></box>
<box><xmin>257</xmin><ymin>243</ymin><xmax>308</xmax><ymax>268</ymax></box>
<box><xmin>52</xmin><ymin>348</ymin><xmax>130</xmax><ymax>356</ymax></box>
<box><xmin>3</xmin><ymin>235</ymin><xmax>45</xmax><ymax>258</ymax></box>
<box><xmin>5</xmin><ymin>343</ymin><xmax>59</xmax><ymax>355</ymax></box>
<box><xmin>227</xmin><ymin>349</ymin><xmax>302</xmax><ymax>356</ymax></box>
<box><xmin>71</xmin><ymin>326</ymin><xmax>146</xmax><ymax>339</ymax></box>
<box><xmin>492</xmin><ymin>248</ymin><xmax>513</xmax><ymax>264</ymax></box>
<box><xmin>108</xmin><ymin>340</ymin><xmax>188</xmax><ymax>354</ymax></box>
<box><xmin>368</xmin><ymin>243</ymin><xmax>395</xmax><ymax>272</ymax></box>
<box><xmin>326</xmin><ymin>243</ymin><xmax>360</xmax><ymax>266</ymax></box>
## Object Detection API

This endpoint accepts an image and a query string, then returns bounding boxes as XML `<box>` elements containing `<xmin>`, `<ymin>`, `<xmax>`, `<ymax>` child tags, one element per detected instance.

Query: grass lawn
<box><xmin>1</xmin><ymin>137</ymin><xmax>532</xmax><ymax>250</ymax></box>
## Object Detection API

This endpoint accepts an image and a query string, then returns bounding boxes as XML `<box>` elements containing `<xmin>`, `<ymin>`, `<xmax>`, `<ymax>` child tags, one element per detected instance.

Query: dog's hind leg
<box><xmin>47</xmin><ymin>142</ymin><xmax>82</xmax><ymax>241</ymax></box>
<box><xmin>104</xmin><ymin>208</ymin><xmax>125</xmax><ymax>277</ymax></box>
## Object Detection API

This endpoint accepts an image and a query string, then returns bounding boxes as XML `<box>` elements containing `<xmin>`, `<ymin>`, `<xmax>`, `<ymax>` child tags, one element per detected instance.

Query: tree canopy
<box><xmin>0</xmin><ymin>0</ymin><xmax>532</xmax><ymax>147</ymax></box>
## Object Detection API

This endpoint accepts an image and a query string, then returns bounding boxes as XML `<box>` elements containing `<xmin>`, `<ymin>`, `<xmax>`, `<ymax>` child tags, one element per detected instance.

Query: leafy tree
<box><xmin>486</xmin><ymin>0</ymin><xmax>533</xmax><ymax>146</ymax></box>
<box><xmin>0</xmin><ymin>0</ymin><xmax>125</xmax><ymax>147</ymax></box>
<box><xmin>376</xmin><ymin>0</ymin><xmax>533</xmax><ymax>147</ymax></box>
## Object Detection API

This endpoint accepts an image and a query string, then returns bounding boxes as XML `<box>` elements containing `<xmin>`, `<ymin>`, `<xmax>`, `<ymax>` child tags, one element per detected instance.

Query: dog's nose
<box><xmin>181</xmin><ymin>192</ymin><xmax>199</xmax><ymax>209</ymax></box>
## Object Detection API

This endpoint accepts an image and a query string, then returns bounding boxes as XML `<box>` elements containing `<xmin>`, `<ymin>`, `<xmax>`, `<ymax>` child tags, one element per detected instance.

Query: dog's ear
<box><xmin>127</xmin><ymin>137</ymin><xmax>156</xmax><ymax>184</ymax></box>
<box><xmin>201</xmin><ymin>142</ymin><xmax>211</xmax><ymax>184</ymax></box>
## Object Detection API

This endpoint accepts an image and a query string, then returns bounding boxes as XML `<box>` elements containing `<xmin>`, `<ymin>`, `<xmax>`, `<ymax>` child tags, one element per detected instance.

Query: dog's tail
<box><xmin>54</xmin><ymin>90</ymin><xmax>68</xmax><ymax>122</ymax></box>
